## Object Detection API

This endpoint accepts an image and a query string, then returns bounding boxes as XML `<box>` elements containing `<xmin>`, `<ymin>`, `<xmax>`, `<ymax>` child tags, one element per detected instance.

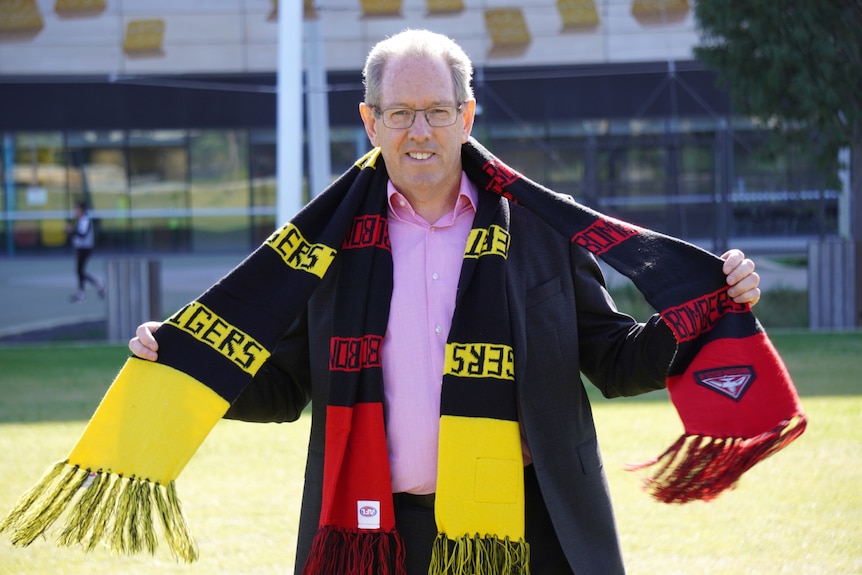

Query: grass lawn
<box><xmin>0</xmin><ymin>332</ymin><xmax>860</xmax><ymax>575</ymax></box>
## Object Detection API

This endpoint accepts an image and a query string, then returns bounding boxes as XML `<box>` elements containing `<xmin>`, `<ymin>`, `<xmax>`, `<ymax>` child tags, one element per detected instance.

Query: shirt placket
<box><xmin>425</xmin><ymin>223</ymin><xmax>455</xmax><ymax>382</ymax></box>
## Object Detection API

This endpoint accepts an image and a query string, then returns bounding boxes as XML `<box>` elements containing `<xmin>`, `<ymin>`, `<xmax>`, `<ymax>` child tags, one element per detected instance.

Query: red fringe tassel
<box><xmin>301</xmin><ymin>525</ymin><xmax>407</xmax><ymax>575</ymax></box>
<box><xmin>624</xmin><ymin>414</ymin><xmax>807</xmax><ymax>503</ymax></box>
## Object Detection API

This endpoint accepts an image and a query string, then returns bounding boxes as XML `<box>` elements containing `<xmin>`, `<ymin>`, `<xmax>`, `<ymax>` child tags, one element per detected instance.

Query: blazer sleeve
<box><xmin>572</xmin><ymin>243</ymin><xmax>678</xmax><ymax>399</ymax></box>
<box><xmin>223</xmin><ymin>310</ymin><xmax>313</xmax><ymax>423</ymax></box>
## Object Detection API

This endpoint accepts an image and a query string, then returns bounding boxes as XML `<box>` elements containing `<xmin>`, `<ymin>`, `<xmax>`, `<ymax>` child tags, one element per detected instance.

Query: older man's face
<box><xmin>361</xmin><ymin>54</ymin><xmax>475</xmax><ymax>206</ymax></box>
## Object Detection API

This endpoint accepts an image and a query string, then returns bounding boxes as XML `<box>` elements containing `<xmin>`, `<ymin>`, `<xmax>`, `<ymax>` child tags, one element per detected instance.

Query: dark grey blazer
<box><xmin>226</xmin><ymin>200</ymin><xmax>677</xmax><ymax>575</ymax></box>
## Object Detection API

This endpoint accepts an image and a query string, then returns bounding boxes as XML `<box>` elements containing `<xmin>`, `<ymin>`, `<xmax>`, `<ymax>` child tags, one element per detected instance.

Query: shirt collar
<box><xmin>387</xmin><ymin>172</ymin><xmax>478</xmax><ymax>225</ymax></box>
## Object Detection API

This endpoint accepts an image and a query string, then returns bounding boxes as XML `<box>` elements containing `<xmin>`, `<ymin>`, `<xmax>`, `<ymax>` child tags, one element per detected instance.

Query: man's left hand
<box><xmin>721</xmin><ymin>249</ymin><xmax>761</xmax><ymax>306</ymax></box>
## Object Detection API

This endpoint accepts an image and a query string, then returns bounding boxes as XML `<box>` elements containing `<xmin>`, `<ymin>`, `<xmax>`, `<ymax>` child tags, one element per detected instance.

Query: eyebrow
<box><xmin>378</xmin><ymin>100</ymin><xmax>457</xmax><ymax>108</ymax></box>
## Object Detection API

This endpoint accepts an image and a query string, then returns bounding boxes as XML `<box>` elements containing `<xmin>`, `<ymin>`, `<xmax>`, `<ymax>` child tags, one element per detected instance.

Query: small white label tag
<box><xmin>357</xmin><ymin>500</ymin><xmax>380</xmax><ymax>530</ymax></box>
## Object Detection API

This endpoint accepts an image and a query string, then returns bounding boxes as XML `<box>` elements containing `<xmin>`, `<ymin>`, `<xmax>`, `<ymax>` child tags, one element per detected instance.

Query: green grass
<box><xmin>1</xmin><ymin>333</ymin><xmax>861</xmax><ymax>574</ymax></box>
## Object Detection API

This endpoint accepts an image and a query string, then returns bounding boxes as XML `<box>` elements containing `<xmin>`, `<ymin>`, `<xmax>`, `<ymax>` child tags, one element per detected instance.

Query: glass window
<box><xmin>675</xmin><ymin>141</ymin><xmax>716</xmax><ymax>240</ymax></box>
<box><xmin>66</xmin><ymin>131</ymin><xmax>128</xmax><ymax>249</ymax></box>
<box><xmin>330</xmin><ymin>128</ymin><xmax>368</xmax><ymax>175</ymax></box>
<box><xmin>10</xmin><ymin>132</ymin><xmax>67</xmax><ymax>252</ymax></box>
<box><xmin>730</xmin><ymin>130</ymin><xmax>838</xmax><ymax>238</ymax></box>
<box><xmin>545</xmin><ymin>136</ymin><xmax>586</xmax><ymax>201</ymax></box>
<box><xmin>598</xmin><ymin>139</ymin><xmax>669</xmax><ymax>230</ymax></box>
<box><xmin>249</xmin><ymin>129</ymin><xmax>277</xmax><ymax>245</ymax></box>
<box><xmin>129</xmin><ymin>130</ymin><xmax>189</xmax><ymax>251</ymax></box>
<box><xmin>189</xmin><ymin>129</ymin><xmax>250</xmax><ymax>252</ymax></box>
<box><xmin>1</xmin><ymin>135</ymin><xmax>8</xmax><ymax>255</ymax></box>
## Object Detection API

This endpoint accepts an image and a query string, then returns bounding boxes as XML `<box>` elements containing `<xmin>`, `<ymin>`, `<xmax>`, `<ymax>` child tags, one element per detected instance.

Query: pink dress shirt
<box><xmin>383</xmin><ymin>174</ymin><xmax>478</xmax><ymax>495</ymax></box>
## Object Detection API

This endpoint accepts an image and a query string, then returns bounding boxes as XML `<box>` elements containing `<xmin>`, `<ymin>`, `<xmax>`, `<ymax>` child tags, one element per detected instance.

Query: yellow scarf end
<box><xmin>429</xmin><ymin>532</ymin><xmax>531</xmax><ymax>575</ymax></box>
<box><xmin>0</xmin><ymin>460</ymin><xmax>198</xmax><ymax>562</ymax></box>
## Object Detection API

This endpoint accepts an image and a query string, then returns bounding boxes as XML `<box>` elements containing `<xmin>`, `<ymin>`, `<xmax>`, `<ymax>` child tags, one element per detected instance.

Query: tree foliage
<box><xmin>693</xmin><ymin>1</ymin><xmax>862</xmax><ymax>177</ymax></box>
<box><xmin>695</xmin><ymin>2</ymin><xmax>862</xmax><ymax>320</ymax></box>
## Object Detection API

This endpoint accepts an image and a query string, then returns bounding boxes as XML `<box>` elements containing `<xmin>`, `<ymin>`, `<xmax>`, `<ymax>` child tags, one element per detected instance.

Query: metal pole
<box><xmin>305</xmin><ymin>16</ymin><xmax>331</xmax><ymax>199</ymax></box>
<box><xmin>276</xmin><ymin>0</ymin><xmax>304</xmax><ymax>227</ymax></box>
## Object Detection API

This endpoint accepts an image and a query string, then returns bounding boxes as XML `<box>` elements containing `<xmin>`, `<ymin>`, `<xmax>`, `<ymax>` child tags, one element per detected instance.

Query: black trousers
<box><xmin>75</xmin><ymin>248</ymin><xmax>97</xmax><ymax>291</ymax></box>
<box><xmin>393</xmin><ymin>464</ymin><xmax>574</xmax><ymax>575</ymax></box>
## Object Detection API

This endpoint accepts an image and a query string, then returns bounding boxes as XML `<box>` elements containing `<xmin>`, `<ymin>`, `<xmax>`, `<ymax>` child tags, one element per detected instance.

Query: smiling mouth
<box><xmin>408</xmin><ymin>152</ymin><xmax>433</xmax><ymax>160</ymax></box>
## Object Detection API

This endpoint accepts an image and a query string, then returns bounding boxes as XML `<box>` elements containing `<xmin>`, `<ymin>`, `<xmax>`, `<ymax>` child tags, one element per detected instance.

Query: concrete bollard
<box><xmin>105</xmin><ymin>259</ymin><xmax>162</xmax><ymax>342</ymax></box>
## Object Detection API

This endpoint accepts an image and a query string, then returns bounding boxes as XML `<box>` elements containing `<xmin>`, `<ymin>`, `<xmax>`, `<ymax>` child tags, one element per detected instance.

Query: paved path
<box><xmin>0</xmin><ymin>252</ymin><xmax>807</xmax><ymax>343</ymax></box>
<box><xmin>0</xmin><ymin>254</ymin><xmax>242</xmax><ymax>342</ymax></box>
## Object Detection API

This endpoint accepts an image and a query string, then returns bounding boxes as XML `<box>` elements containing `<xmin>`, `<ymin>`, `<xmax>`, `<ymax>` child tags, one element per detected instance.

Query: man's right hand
<box><xmin>128</xmin><ymin>321</ymin><xmax>163</xmax><ymax>361</ymax></box>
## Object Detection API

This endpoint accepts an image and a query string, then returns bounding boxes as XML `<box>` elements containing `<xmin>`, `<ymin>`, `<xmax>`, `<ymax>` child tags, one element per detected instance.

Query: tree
<box><xmin>693</xmin><ymin>1</ymin><xmax>862</xmax><ymax>241</ymax></box>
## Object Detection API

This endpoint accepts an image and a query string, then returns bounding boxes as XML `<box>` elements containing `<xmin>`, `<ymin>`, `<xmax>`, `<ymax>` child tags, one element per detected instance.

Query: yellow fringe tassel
<box><xmin>0</xmin><ymin>460</ymin><xmax>198</xmax><ymax>563</ymax></box>
<box><xmin>429</xmin><ymin>533</ymin><xmax>531</xmax><ymax>575</ymax></box>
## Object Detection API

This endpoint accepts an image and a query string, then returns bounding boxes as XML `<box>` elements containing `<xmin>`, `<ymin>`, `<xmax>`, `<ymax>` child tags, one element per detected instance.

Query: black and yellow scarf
<box><xmin>1</xmin><ymin>139</ymin><xmax>805</xmax><ymax>574</ymax></box>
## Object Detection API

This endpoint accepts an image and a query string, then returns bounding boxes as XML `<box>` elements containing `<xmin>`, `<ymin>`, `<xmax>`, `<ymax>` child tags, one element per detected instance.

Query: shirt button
<box><xmin>434</xmin><ymin>325</ymin><xmax>443</xmax><ymax>335</ymax></box>
<box><xmin>431</xmin><ymin>272</ymin><xmax>439</xmax><ymax>281</ymax></box>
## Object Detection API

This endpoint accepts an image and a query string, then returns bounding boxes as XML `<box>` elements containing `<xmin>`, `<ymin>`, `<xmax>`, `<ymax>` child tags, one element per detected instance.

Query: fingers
<box><xmin>727</xmin><ymin>273</ymin><xmax>761</xmax><ymax>306</ymax></box>
<box><xmin>128</xmin><ymin>321</ymin><xmax>163</xmax><ymax>361</ymax></box>
<box><xmin>721</xmin><ymin>249</ymin><xmax>761</xmax><ymax>306</ymax></box>
<box><xmin>720</xmin><ymin>249</ymin><xmax>745</xmax><ymax>276</ymax></box>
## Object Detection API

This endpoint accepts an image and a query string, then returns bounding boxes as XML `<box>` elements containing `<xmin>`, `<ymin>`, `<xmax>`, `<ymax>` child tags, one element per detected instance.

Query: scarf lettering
<box><xmin>329</xmin><ymin>335</ymin><xmax>383</xmax><ymax>372</ymax></box>
<box><xmin>571</xmin><ymin>218</ymin><xmax>640</xmax><ymax>255</ymax></box>
<box><xmin>266</xmin><ymin>223</ymin><xmax>336</xmax><ymax>278</ymax></box>
<box><xmin>343</xmin><ymin>215</ymin><xmax>391</xmax><ymax>251</ymax></box>
<box><xmin>167</xmin><ymin>302</ymin><xmax>270</xmax><ymax>374</ymax></box>
<box><xmin>481</xmin><ymin>158</ymin><xmax>521</xmax><ymax>199</ymax></box>
<box><xmin>661</xmin><ymin>287</ymin><xmax>749</xmax><ymax>342</ymax></box>
<box><xmin>445</xmin><ymin>342</ymin><xmax>515</xmax><ymax>380</ymax></box>
<box><xmin>465</xmin><ymin>225</ymin><xmax>510</xmax><ymax>259</ymax></box>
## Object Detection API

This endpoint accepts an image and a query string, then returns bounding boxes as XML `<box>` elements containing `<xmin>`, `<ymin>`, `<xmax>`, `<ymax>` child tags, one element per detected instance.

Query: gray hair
<box><xmin>362</xmin><ymin>29</ymin><xmax>474</xmax><ymax>107</ymax></box>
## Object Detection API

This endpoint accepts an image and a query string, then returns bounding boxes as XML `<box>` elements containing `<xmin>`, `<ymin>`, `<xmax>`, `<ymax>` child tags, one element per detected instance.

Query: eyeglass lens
<box><xmin>381</xmin><ymin>106</ymin><xmax>459</xmax><ymax>128</ymax></box>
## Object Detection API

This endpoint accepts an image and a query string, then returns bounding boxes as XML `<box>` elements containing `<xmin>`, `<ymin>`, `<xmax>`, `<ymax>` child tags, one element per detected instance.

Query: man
<box><xmin>131</xmin><ymin>29</ymin><xmax>761</xmax><ymax>575</ymax></box>
<box><xmin>66</xmin><ymin>201</ymin><xmax>104</xmax><ymax>303</ymax></box>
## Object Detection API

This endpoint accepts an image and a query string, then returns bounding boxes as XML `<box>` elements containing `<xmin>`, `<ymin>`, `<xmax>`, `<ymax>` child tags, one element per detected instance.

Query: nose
<box><xmin>408</xmin><ymin>111</ymin><xmax>433</xmax><ymax>139</ymax></box>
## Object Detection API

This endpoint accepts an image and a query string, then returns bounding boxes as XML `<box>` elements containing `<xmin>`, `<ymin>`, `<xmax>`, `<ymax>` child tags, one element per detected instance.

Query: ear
<box><xmin>359</xmin><ymin>103</ymin><xmax>380</xmax><ymax>146</ymax></box>
<box><xmin>460</xmin><ymin>99</ymin><xmax>476</xmax><ymax>144</ymax></box>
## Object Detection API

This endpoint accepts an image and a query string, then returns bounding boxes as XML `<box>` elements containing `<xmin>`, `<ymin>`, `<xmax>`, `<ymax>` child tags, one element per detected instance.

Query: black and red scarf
<box><xmin>1</xmin><ymin>139</ymin><xmax>805</xmax><ymax>575</ymax></box>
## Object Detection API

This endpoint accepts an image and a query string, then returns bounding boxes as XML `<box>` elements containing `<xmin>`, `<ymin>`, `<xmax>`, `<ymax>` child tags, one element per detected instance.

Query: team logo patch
<box><xmin>694</xmin><ymin>365</ymin><xmax>756</xmax><ymax>401</ymax></box>
<box><xmin>357</xmin><ymin>500</ymin><xmax>380</xmax><ymax>530</ymax></box>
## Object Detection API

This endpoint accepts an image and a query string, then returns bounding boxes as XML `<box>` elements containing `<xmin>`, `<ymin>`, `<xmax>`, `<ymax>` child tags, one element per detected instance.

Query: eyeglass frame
<box><xmin>368</xmin><ymin>102</ymin><xmax>465</xmax><ymax>129</ymax></box>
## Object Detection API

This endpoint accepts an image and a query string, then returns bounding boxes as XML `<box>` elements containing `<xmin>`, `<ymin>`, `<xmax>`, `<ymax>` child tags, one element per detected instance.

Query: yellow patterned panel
<box><xmin>54</xmin><ymin>0</ymin><xmax>106</xmax><ymax>16</ymax></box>
<box><xmin>558</xmin><ymin>0</ymin><xmax>599</xmax><ymax>30</ymax></box>
<box><xmin>361</xmin><ymin>0</ymin><xmax>402</xmax><ymax>17</ymax></box>
<box><xmin>485</xmin><ymin>8</ymin><xmax>531</xmax><ymax>58</ymax></box>
<box><xmin>631</xmin><ymin>0</ymin><xmax>690</xmax><ymax>25</ymax></box>
<box><xmin>123</xmin><ymin>19</ymin><xmax>165</xmax><ymax>55</ymax></box>
<box><xmin>427</xmin><ymin>0</ymin><xmax>464</xmax><ymax>14</ymax></box>
<box><xmin>0</xmin><ymin>0</ymin><xmax>44</xmax><ymax>34</ymax></box>
<box><xmin>270</xmin><ymin>0</ymin><xmax>318</xmax><ymax>21</ymax></box>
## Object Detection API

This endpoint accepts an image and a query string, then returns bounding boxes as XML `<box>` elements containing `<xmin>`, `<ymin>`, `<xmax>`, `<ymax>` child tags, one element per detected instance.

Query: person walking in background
<box><xmin>66</xmin><ymin>201</ymin><xmax>104</xmax><ymax>303</ymax></box>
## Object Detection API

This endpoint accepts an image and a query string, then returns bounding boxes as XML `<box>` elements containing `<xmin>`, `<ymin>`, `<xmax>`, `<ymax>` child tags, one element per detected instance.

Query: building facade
<box><xmin>0</xmin><ymin>0</ymin><xmax>839</xmax><ymax>256</ymax></box>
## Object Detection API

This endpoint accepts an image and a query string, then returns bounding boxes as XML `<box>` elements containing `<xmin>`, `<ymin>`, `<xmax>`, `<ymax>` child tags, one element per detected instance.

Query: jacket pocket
<box><xmin>526</xmin><ymin>276</ymin><xmax>562</xmax><ymax>308</ymax></box>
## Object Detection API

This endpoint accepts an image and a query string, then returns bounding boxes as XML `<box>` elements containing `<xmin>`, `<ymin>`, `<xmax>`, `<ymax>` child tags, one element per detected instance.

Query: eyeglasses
<box><xmin>371</xmin><ymin>103</ymin><xmax>463</xmax><ymax>129</ymax></box>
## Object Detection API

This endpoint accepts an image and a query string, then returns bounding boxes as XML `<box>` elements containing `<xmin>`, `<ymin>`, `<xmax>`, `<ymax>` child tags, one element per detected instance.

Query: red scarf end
<box><xmin>624</xmin><ymin>413</ymin><xmax>807</xmax><ymax>503</ymax></box>
<box><xmin>301</xmin><ymin>525</ymin><xmax>407</xmax><ymax>575</ymax></box>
